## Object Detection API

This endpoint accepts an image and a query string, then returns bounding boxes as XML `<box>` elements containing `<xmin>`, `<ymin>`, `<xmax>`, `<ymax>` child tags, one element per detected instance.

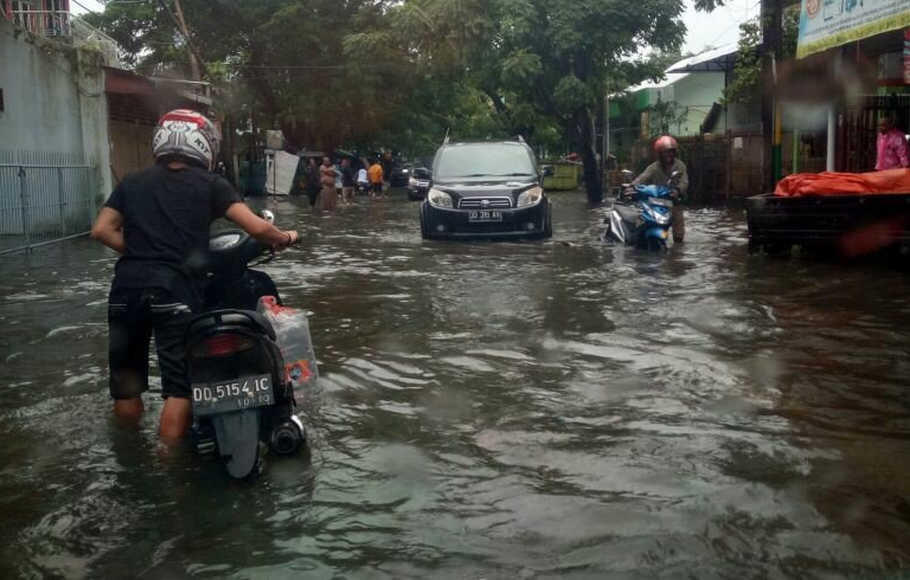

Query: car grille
<box><xmin>458</xmin><ymin>197</ymin><xmax>513</xmax><ymax>209</ymax></box>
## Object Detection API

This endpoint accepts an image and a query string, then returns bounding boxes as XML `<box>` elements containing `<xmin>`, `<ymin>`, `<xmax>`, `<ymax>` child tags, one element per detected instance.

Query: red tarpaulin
<box><xmin>774</xmin><ymin>169</ymin><xmax>910</xmax><ymax>197</ymax></box>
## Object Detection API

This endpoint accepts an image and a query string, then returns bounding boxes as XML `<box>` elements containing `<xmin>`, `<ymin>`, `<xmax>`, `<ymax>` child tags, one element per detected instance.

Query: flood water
<box><xmin>1</xmin><ymin>191</ymin><xmax>909</xmax><ymax>579</ymax></box>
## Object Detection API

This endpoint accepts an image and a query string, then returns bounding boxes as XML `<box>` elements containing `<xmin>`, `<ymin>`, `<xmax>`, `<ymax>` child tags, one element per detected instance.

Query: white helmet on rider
<box><xmin>152</xmin><ymin>109</ymin><xmax>220</xmax><ymax>170</ymax></box>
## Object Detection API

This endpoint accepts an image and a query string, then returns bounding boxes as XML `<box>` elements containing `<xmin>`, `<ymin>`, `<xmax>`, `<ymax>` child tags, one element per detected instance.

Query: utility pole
<box><xmin>157</xmin><ymin>0</ymin><xmax>207</xmax><ymax>81</ymax></box>
<box><xmin>760</xmin><ymin>0</ymin><xmax>782</xmax><ymax>191</ymax></box>
<box><xmin>172</xmin><ymin>0</ymin><xmax>201</xmax><ymax>81</ymax></box>
<box><xmin>603</xmin><ymin>92</ymin><xmax>610</xmax><ymax>171</ymax></box>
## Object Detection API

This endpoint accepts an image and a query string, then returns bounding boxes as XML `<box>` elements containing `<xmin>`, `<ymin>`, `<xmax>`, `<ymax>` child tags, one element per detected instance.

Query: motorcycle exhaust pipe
<box><xmin>269</xmin><ymin>414</ymin><xmax>305</xmax><ymax>455</ymax></box>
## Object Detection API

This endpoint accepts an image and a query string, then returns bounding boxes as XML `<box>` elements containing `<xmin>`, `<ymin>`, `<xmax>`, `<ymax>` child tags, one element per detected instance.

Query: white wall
<box><xmin>0</xmin><ymin>18</ymin><xmax>110</xmax><ymax>200</ymax></box>
<box><xmin>646</xmin><ymin>72</ymin><xmax>726</xmax><ymax>137</ymax></box>
<box><xmin>670</xmin><ymin>72</ymin><xmax>726</xmax><ymax>136</ymax></box>
<box><xmin>0</xmin><ymin>21</ymin><xmax>87</xmax><ymax>155</ymax></box>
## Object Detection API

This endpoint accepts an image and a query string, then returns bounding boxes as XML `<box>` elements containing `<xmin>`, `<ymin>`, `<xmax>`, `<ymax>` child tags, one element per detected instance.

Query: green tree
<box><xmin>724</xmin><ymin>8</ymin><xmax>800</xmax><ymax>104</ymax></box>
<box><xmin>441</xmin><ymin>0</ymin><xmax>693</xmax><ymax>203</ymax></box>
<box><xmin>85</xmin><ymin>0</ymin><xmax>724</xmax><ymax>188</ymax></box>
<box><xmin>86</xmin><ymin>0</ymin><xmax>414</xmax><ymax>152</ymax></box>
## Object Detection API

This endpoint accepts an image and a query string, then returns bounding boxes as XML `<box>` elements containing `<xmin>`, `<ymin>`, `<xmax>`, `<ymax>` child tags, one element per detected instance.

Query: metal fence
<box><xmin>0</xmin><ymin>151</ymin><xmax>99</xmax><ymax>255</ymax></box>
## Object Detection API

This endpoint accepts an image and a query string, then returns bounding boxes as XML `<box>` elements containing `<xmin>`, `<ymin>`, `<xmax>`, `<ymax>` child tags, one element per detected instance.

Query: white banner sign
<box><xmin>265</xmin><ymin>150</ymin><xmax>300</xmax><ymax>196</ymax></box>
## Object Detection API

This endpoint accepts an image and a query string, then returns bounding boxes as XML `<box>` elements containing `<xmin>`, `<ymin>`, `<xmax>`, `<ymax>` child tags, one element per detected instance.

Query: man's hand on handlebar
<box><xmin>274</xmin><ymin>230</ymin><xmax>299</xmax><ymax>251</ymax></box>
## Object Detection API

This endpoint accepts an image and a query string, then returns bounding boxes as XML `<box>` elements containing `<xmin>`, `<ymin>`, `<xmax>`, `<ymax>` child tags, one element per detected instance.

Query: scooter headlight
<box><xmin>644</xmin><ymin>203</ymin><xmax>671</xmax><ymax>225</ymax></box>
<box><xmin>408</xmin><ymin>176</ymin><xmax>419</xmax><ymax>188</ymax></box>
<box><xmin>427</xmin><ymin>187</ymin><xmax>453</xmax><ymax>208</ymax></box>
<box><xmin>516</xmin><ymin>186</ymin><xmax>543</xmax><ymax>208</ymax></box>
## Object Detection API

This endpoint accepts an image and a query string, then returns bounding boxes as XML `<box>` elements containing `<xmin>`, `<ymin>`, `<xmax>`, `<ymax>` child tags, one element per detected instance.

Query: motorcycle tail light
<box><xmin>195</xmin><ymin>334</ymin><xmax>255</xmax><ymax>358</ymax></box>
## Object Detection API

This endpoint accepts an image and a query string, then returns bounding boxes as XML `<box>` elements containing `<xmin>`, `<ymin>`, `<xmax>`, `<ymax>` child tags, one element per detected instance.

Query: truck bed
<box><xmin>745</xmin><ymin>193</ymin><xmax>910</xmax><ymax>256</ymax></box>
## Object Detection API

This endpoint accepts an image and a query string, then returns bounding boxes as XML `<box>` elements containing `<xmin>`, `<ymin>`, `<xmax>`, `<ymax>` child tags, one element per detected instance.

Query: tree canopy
<box><xmin>85</xmin><ymin>0</ymin><xmax>721</xmax><ymax>201</ymax></box>
<box><xmin>724</xmin><ymin>7</ymin><xmax>800</xmax><ymax>105</ymax></box>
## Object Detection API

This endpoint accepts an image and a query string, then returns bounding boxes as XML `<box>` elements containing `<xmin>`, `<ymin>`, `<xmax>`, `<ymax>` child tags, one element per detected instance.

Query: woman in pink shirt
<box><xmin>875</xmin><ymin>116</ymin><xmax>910</xmax><ymax>171</ymax></box>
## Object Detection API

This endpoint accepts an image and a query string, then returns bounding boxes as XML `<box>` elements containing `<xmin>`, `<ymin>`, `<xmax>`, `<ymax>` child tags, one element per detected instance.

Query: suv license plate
<box><xmin>468</xmin><ymin>210</ymin><xmax>503</xmax><ymax>222</ymax></box>
<box><xmin>192</xmin><ymin>374</ymin><xmax>274</xmax><ymax>417</ymax></box>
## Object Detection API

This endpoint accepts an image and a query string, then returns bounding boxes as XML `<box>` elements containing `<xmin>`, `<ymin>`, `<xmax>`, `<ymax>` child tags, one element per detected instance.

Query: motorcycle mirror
<box><xmin>621</xmin><ymin>169</ymin><xmax>634</xmax><ymax>179</ymax></box>
<box><xmin>260</xmin><ymin>209</ymin><xmax>275</xmax><ymax>224</ymax></box>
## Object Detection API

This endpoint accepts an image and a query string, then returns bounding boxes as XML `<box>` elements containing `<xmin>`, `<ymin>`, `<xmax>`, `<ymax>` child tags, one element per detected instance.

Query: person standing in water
<box><xmin>90</xmin><ymin>109</ymin><xmax>298</xmax><ymax>444</ymax></box>
<box><xmin>631</xmin><ymin>135</ymin><xmax>689</xmax><ymax>243</ymax></box>
<box><xmin>340</xmin><ymin>158</ymin><xmax>355</xmax><ymax>205</ymax></box>
<box><xmin>318</xmin><ymin>156</ymin><xmax>339</xmax><ymax>211</ymax></box>
<box><xmin>368</xmin><ymin>158</ymin><xmax>384</xmax><ymax>200</ymax></box>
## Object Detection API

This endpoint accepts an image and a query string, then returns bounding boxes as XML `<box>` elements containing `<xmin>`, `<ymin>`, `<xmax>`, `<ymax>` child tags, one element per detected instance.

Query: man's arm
<box><xmin>631</xmin><ymin>162</ymin><xmax>656</xmax><ymax>186</ymax></box>
<box><xmin>676</xmin><ymin>163</ymin><xmax>689</xmax><ymax>197</ymax></box>
<box><xmin>224</xmin><ymin>202</ymin><xmax>299</xmax><ymax>248</ymax></box>
<box><xmin>91</xmin><ymin>207</ymin><xmax>126</xmax><ymax>254</ymax></box>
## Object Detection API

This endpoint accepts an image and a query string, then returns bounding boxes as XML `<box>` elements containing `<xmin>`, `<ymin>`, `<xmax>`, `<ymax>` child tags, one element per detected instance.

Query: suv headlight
<box><xmin>516</xmin><ymin>186</ymin><xmax>543</xmax><ymax>208</ymax></box>
<box><xmin>427</xmin><ymin>187</ymin><xmax>453</xmax><ymax>208</ymax></box>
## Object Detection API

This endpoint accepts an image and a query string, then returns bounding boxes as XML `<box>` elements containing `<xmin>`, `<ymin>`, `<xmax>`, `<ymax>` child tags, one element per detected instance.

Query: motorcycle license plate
<box><xmin>191</xmin><ymin>374</ymin><xmax>274</xmax><ymax>417</ymax></box>
<box><xmin>468</xmin><ymin>210</ymin><xmax>503</xmax><ymax>222</ymax></box>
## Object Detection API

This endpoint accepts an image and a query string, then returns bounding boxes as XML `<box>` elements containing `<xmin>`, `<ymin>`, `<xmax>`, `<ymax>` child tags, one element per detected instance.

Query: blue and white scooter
<box><xmin>603</xmin><ymin>170</ymin><xmax>680</xmax><ymax>251</ymax></box>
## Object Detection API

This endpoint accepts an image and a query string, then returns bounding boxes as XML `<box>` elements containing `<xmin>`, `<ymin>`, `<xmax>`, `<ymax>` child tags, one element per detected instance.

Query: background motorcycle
<box><xmin>603</xmin><ymin>170</ymin><xmax>679</xmax><ymax>251</ymax></box>
<box><xmin>185</xmin><ymin>211</ymin><xmax>308</xmax><ymax>479</ymax></box>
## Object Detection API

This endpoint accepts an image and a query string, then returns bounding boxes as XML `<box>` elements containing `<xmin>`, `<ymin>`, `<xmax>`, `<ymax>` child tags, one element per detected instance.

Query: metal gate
<box><xmin>841</xmin><ymin>95</ymin><xmax>910</xmax><ymax>173</ymax></box>
<box><xmin>0</xmin><ymin>151</ymin><xmax>99</xmax><ymax>255</ymax></box>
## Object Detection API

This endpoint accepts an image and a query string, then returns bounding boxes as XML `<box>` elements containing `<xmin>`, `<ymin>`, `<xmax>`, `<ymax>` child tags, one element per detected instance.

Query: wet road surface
<box><xmin>1</xmin><ymin>191</ymin><xmax>909</xmax><ymax>579</ymax></box>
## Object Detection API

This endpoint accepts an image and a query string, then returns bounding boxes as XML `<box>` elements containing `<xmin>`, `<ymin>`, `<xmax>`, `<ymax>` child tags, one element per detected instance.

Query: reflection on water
<box><xmin>1</xmin><ymin>194</ymin><xmax>908</xmax><ymax>578</ymax></box>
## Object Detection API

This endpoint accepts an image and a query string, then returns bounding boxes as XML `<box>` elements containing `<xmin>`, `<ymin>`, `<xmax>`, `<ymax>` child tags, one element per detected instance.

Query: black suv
<box><xmin>419</xmin><ymin>140</ymin><xmax>552</xmax><ymax>239</ymax></box>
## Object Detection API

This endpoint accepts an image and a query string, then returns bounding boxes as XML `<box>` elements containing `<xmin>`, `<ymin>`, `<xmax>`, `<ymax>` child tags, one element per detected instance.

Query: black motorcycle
<box><xmin>185</xmin><ymin>211</ymin><xmax>309</xmax><ymax>479</ymax></box>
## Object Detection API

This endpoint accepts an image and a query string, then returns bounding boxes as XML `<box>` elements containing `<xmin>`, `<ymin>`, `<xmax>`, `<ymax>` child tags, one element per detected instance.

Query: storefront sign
<box><xmin>797</xmin><ymin>0</ymin><xmax>910</xmax><ymax>59</ymax></box>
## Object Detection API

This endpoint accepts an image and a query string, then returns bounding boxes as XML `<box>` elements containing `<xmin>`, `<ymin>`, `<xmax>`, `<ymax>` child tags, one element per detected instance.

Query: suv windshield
<box><xmin>435</xmin><ymin>143</ymin><xmax>536</xmax><ymax>180</ymax></box>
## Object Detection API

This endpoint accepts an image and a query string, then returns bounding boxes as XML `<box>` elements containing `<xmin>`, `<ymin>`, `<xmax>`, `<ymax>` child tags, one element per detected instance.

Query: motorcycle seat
<box><xmin>186</xmin><ymin>309</ymin><xmax>277</xmax><ymax>342</ymax></box>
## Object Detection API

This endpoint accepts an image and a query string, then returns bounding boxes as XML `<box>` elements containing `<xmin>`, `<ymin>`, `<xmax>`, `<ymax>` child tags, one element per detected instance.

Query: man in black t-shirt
<box><xmin>91</xmin><ymin>110</ymin><xmax>299</xmax><ymax>445</ymax></box>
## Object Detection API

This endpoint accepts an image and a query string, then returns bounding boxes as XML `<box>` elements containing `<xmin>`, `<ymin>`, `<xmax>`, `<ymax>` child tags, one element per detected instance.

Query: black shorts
<box><xmin>107</xmin><ymin>288</ymin><xmax>195</xmax><ymax>400</ymax></box>
<box><xmin>371</xmin><ymin>182</ymin><xmax>383</xmax><ymax>193</ymax></box>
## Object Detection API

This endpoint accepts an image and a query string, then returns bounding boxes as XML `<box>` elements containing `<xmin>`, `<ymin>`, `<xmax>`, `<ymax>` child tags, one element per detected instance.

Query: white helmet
<box><xmin>152</xmin><ymin>109</ymin><xmax>220</xmax><ymax>170</ymax></box>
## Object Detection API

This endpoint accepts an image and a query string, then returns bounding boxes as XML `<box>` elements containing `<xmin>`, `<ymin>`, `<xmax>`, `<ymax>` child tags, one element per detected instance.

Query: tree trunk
<box><xmin>575</xmin><ymin>107</ymin><xmax>603</xmax><ymax>205</ymax></box>
<box><xmin>171</xmin><ymin>0</ymin><xmax>201</xmax><ymax>80</ymax></box>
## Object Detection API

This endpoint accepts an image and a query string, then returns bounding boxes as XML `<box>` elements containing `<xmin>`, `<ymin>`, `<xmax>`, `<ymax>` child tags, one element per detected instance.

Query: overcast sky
<box><xmin>682</xmin><ymin>0</ymin><xmax>760</xmax><ymax>54</ymax></box>
<box><xmin>74</xmin><ymin>0</ymin><xmax>761</xmax><ymax>57</ymax></box>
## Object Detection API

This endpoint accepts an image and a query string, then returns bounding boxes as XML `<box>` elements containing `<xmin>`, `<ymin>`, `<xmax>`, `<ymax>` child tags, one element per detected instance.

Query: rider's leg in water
<box><xmin>159</xmin><ymin>398</ymin><xmax>192</xmax><ymax>444</ymax></box>
<box><xmin>153</xmin><ymin>299</ymin><xmax>195</xmax><ymax>444</ymax></box>
<box><xmin>673</xmin><ymin>205</ymin><xmax>686</xmax><ymax>243</ymax></box>
<box><xmin>114</xmin><ymin>397</ymin><xmax>144</xmax><ymax>425</ymax></box>
<box><xmin>109</xmin><ymin>291</ymin><xmax>151</xmax><ymax>426</ymax></box>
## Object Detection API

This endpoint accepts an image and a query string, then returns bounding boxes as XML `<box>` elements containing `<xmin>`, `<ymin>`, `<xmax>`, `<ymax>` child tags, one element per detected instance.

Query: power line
<box><xmin>229</xmin><ymin>64</ymin><xmax>347</xmax><ymax>70</ymax></box>
<box><xmin>704</xmin><ymin>0</ymin><xmax>761</xmax><ymax>49</ymax></box>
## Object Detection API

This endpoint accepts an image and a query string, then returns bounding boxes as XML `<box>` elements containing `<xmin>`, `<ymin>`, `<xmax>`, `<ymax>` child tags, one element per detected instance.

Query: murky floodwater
<box><xmin>1</xmin><ymin>191</ymin><xmax>909</xmax><ymax>579</ymax></box>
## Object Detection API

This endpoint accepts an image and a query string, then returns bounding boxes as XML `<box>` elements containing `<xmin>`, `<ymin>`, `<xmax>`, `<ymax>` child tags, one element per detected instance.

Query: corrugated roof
<box><xmin>667</xmin><ymin>43</ymin><xmax>739</xmax><ymax>73</ymax></box>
